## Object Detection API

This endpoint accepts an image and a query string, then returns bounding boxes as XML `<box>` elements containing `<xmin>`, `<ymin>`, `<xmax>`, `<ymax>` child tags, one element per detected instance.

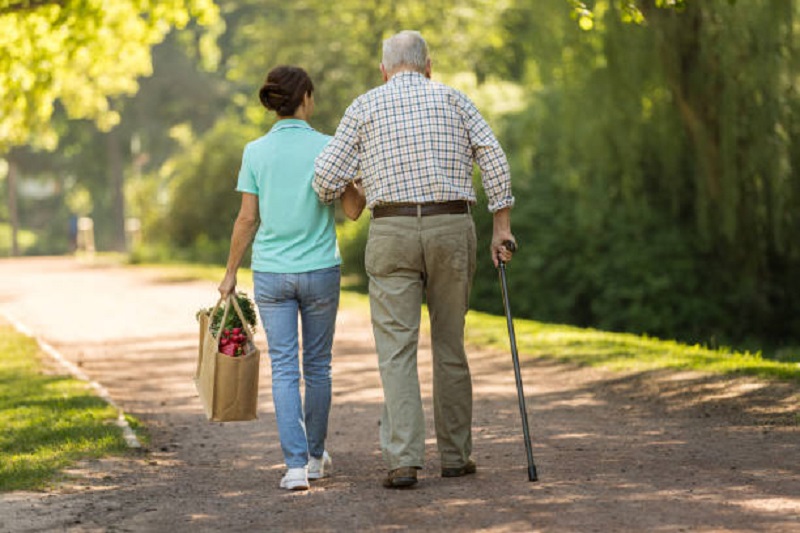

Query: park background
<box><xmin>1</xmin><ymin>0</ymin><xmax>798</xmax><ymax>358</ymax></box>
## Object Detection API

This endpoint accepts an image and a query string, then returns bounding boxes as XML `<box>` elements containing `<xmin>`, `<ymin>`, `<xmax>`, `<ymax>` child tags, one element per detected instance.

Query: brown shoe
<box><xmin>441</xmin><ymin>459</ymin><xmax>477</xmax><ymax>478</ymax></box>
<box><xmin>382</xmin><ymin>467</ymin><xmax>418</xmax><ymax>489</ymax></box>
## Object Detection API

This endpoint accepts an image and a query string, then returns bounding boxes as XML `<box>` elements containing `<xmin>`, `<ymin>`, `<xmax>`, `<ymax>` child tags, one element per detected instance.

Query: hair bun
<box><xmin>259</xmin><ymin>83</ymin><xmax>289</xmax><ymax>111</ymax></box>
<box><xmin>258</xmin><ymin>66</ymin><xmax>314</xmax><ymax>116</ymax></box>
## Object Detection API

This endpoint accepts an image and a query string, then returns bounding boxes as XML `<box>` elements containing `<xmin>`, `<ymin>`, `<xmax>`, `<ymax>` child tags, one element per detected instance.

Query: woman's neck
<box><xmin>278</xmin><ymin>105</ymin><xmax>310</xmax><ymax>122</ymax></box>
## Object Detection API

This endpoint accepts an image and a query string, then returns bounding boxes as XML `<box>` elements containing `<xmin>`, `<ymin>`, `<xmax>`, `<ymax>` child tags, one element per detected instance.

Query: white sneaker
<box><xmin>280</xmin><ymin>467</ymin><xmax>309</xmax><ymax>490</ymax></box>
<box><xmin>308</xmin><ymin>451</ymin><xmax>332</xmax><ymax>480</ymax></box>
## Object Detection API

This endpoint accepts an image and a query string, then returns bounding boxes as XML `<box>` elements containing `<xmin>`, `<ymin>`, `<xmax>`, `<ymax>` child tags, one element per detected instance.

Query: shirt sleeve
<box><xmin>313</xmin><ymin>100</ymin><xmax>362</xmax><ymax>204</ymax></box>
<box><xmin>455</xmin><ymin>92</ymin><xmax>515</xmax><ymax>212</ymax></box>
<box><xmin>236</xmin><ymin>145</ymin><xmax>259</xmax><ymax>195</ymax></box>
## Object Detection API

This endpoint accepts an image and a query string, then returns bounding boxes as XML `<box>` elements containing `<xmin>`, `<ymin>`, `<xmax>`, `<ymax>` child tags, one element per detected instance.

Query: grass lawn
<box><xmin>463</xmin><ymin>310</ymin><xmax>800</xmax><ymax>382</ymax></box>
<box><xmin>0</xmin><ymin>324</ymin><xmax>135</xmax><ymax>491</ymax></box>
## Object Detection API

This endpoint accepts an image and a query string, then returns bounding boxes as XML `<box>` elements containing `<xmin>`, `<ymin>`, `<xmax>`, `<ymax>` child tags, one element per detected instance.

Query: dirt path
<box><xmin>0</xmin><ymin>257</ymin><xmax>798</xmax><ymax>532</ymax></box>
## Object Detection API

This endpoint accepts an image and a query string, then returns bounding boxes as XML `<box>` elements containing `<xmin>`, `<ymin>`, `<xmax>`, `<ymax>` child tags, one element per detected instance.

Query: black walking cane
<box><xmin>498</xmin><ymin>240</ymin><xmax>539</xmax><ymax>482</ymax></box>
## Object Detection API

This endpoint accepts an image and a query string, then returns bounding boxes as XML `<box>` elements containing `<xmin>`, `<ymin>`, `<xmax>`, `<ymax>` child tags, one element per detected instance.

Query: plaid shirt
<box><xmin>313</xmin><ymin>71</ymin><xmax>514</xmax><ymax>212</ymax></box>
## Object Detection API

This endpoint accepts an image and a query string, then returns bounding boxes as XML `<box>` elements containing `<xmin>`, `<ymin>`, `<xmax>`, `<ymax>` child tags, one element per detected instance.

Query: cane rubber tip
<box><xmin>528</xmin><ymin>465</ymin><xmax>539</xmax><ymax>482</ymax></box>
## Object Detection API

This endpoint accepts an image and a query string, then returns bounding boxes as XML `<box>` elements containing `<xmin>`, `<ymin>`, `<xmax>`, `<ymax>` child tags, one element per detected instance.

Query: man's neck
<box><xmin>387</xmin><ymin>70</ymin><xmax>430</xmax><ymax>86</ymax></box>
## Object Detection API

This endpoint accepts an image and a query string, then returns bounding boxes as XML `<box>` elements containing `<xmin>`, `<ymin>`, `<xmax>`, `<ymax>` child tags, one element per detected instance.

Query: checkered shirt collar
<box><xmin>387</xmin><ymin>71</ymin><xmax>428</xmax><ymax>85</ymax></box>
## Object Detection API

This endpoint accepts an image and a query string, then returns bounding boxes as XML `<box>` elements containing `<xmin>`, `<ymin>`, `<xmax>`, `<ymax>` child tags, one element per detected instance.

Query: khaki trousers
<box><xmin>365</xmin><ymin>212</ymin><xmax>477</xmax><ymax>470</ymax></box>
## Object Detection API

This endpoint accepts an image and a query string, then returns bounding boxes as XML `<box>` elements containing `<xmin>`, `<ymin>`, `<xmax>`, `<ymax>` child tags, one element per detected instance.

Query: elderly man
<box><xmin>314</xmin><ymin>30</ymin><xmax>515</xmax><ymax>488</ymax></box>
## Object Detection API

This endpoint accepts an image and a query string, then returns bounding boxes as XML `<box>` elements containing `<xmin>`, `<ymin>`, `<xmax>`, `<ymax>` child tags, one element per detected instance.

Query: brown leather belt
<box><xmin>372</xmin><ymin>201</ymin><xmax>471</xmax><ymax>219</ymax></box>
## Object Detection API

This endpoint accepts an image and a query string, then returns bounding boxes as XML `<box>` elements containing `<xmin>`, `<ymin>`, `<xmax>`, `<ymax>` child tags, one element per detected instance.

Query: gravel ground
<box><xmin>0</xmin><ymin>257</ymin><xmax>798</xmax><ymax>533</ymax></box>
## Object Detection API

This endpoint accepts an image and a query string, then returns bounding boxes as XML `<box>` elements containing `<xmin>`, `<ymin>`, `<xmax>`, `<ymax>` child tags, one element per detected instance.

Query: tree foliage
<box><xmin>470</xmin><ymin>0</ymin><xmax>800</xmax><ymax>346</ymax></box>
<box><xmin>0</xmin><ymin>0</ymin><xmax>220</xmax><ymax>152</ymax></box>
<box><xmin>215</xmin><ymin>0</ymin><xmax>514</xmax><ymax>134</ymax></box>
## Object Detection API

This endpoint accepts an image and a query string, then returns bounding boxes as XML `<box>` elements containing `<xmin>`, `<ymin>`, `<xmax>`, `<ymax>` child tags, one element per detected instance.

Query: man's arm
<box><xmin>491</xmin><ymin>207</ymin><xmax>514</xmax><ymax>267</ymax></box>
<box><xmin>219</xmin><ymin>193</ymin><xmax>259</xmax><ymax>298</ymax></box>
<box><xmin>477</xmin><ymin>143</ymin><xmax>516</xmax><ymax>266</ymax></box>
<box><xmin>456</xmin><ymin>92</ymin><xmax>516</xmax><ymax>264</ymax></box>
<box><xmin>314</xmin><ymin>102</ymin><xmax>362</xmax><ymax>204</ymax></box>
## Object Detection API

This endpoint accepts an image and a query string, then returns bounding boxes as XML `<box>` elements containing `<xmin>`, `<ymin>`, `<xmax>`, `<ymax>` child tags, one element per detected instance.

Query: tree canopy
<box><xmin>0</xmin><ymin>0</ymin><xmax>220</xmax><ymax>152</ymax></box>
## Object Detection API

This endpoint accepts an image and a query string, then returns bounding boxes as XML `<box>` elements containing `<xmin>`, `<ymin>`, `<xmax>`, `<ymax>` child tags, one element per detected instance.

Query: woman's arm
<box><xmin>219</xmin><ymin>193</ymin><xmax>260</xmax><ymax>298</ymax></box>
<box><xmin>340</xmin><ymin>180</ymin><xmax>366</xmax><ymax>220</ymax></box>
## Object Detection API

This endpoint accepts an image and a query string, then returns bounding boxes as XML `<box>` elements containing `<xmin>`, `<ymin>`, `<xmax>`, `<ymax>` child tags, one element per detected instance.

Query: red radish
<box><xmin>219</xmin><ymin>343</ymin><xmax>237</xmax><ymax>356</ymax></box>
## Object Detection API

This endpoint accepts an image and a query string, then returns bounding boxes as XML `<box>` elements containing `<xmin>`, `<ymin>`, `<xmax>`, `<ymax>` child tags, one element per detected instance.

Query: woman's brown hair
<box><xmin>258</xmin><ymin>66</ymin><xmax>314</xmax><ymax>117</ymax></box>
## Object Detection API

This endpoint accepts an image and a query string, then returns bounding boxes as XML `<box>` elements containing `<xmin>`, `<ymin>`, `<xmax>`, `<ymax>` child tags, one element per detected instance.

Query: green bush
<box><xmin>158</xmin><ymin>117</ymin><xmax>261</xmax><ymax>253</ymax></box>
<box><xmin>337</xmin><ymin>214</ymin><xmax>369</xmax><ymax>285</ymax></box>
<box><xmin>0</xmin><ymin>223</ymin><xmax>38</xmax><ymax>256</ymax></box>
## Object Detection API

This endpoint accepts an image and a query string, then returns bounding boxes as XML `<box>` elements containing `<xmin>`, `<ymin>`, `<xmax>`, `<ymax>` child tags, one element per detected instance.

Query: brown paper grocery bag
<box><xmin>194</xmin><ymin>295</ymin><xmax>260</xmax><ymax>422</ymax></box>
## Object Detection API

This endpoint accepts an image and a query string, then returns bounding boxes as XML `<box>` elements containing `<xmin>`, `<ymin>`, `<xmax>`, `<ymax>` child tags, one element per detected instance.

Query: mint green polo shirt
<box><xmin>236</xmin><ymin>119</ymin><xmax>340</xmax><ymax>273</ymax></box>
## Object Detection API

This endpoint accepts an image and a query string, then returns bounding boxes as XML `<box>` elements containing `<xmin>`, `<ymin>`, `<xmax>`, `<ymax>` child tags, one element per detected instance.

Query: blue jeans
<box><xmin>253</xmin><ymin>265</ymin><xmax>340</xmax><ymax>468</ymax></box>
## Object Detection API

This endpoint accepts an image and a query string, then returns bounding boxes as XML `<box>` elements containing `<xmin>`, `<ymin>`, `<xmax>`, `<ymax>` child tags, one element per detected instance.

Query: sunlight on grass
<box><xmin>464</xmin><ymin>310</ymin><xmax>800</xmax><ymax>382</ymax></box>
<box><xmin>0</xmin><ymin>325</ymin><xmax>132</xmax><ymax>491</ymax></box>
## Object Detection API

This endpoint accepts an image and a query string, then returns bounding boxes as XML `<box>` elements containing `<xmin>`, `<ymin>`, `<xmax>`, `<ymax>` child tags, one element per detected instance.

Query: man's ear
<box><xmin>380</xmin><ymin>63</ymin><xmax>389</xmax><ymax>82</ymax></box>
<box><xmin>425</xmin><ymin>59</ymin><xmax>432</xmax><ymax>79</ymax></box>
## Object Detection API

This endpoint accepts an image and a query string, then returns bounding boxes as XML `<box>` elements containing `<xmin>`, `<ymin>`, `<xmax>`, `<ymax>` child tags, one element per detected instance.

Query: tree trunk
<box><xmin>7</xmin><ymin>157</ymin><xmax>19</xmax><ymax>257</ymax></box>
<box><xmin>107</xmin><ymin>127</ymin><xmax>127</xmax><ymax>252</ymax></box>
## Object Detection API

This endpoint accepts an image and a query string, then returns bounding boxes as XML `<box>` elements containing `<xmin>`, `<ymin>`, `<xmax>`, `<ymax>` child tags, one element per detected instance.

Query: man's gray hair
<box><xmin>382</xmin><ymin>31</ymin><xmax>429</xmax><ymax>73</ymax></box>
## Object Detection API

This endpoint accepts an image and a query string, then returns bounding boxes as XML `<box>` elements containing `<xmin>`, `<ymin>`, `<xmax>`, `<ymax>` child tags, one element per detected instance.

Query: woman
<box><xmin>218</xmin><ymin>65</ymin><xmax>364</xmax><ymax>491</ymax></box>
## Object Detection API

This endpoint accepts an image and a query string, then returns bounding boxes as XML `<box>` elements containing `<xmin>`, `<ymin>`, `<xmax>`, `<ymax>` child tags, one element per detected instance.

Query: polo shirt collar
<box><xmin>270</xmin><ymin>118</ymin><xmax>313</xmax><ymax>132</ymax></box>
